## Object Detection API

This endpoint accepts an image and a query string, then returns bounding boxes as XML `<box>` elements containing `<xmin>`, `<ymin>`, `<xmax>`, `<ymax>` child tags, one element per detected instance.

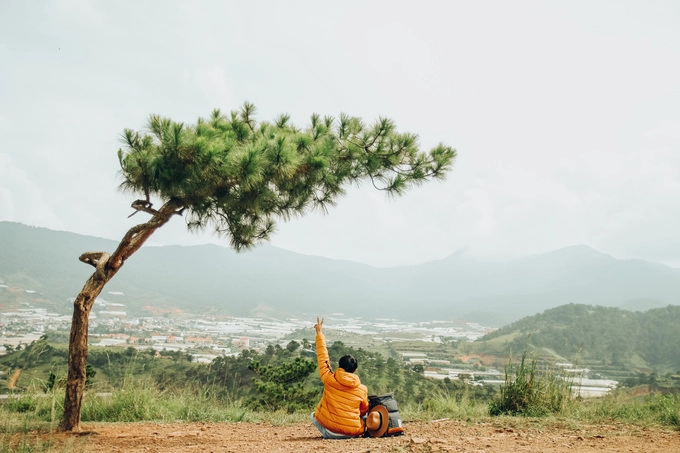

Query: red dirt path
<box><xmin>17</xmin><ymin>419</ymin><xmax>680</xmax><ymax>453</ymax></box>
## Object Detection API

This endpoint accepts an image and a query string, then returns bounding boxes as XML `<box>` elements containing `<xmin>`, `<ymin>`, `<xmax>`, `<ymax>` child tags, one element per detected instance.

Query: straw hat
<box><xmin>365</xmin><ymin>405</ymin><xmax>389</xmax><ymax>437</ymax></box>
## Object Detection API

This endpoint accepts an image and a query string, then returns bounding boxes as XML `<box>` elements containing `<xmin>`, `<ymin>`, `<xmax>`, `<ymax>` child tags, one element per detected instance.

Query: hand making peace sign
<box><xmin>314</xmin><ymin>317</ymin><xmax>324</xmax><ymax>334</ymax></box>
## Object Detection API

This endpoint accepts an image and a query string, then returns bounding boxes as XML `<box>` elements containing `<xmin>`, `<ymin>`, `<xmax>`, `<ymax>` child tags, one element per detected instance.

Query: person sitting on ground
<box><xmin>310</xmin><ymin>317</ymin><xmax>369</xmax><ymax>439</ymax></box>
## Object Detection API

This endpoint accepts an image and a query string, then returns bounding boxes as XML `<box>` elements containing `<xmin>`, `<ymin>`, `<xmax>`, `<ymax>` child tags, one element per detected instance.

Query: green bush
<box><xmin>3</xmin><ymin>397</ymin><xmax>37</xmax><ymax>414</ymax></box>
<box><xmin>489</xmin><ymin>352</ymin><xmax>572</xmax><ymax>417</ymax></box>
<box><xmin>245</xmin><ymin>358</ymin><xmax>320</xmax><ymax>413</ymax></box>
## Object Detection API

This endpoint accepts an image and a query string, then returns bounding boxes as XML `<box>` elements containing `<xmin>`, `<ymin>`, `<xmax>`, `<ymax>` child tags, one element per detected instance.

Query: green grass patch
<box><xmin>416</xmin><ymin>388</ymin><xmax>489</xmax><ymax>420</ymax></box>
<box><xmin>81</xmin><ymin>376</ymin><xmax>254</xmax><ymax>423</ymax></box>
<box><xmin>566</xmin><ymin>390</ymin><xmax>680</xmax><ymax>428</ymax></box>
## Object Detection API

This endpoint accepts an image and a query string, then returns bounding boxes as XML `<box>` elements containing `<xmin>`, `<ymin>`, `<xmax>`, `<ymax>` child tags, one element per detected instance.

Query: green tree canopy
<box><xmin>117</xmin><ymin>103</ymin><xmax>455</xmax><ymax>249</ymax></box>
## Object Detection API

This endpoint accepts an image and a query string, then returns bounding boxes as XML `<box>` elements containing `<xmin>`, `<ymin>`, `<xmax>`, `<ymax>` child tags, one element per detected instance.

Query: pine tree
<box><xmin>247</xmin><ymin>358</ymin><xmax>319</xmax><ymax>412</ymax></box>
<box><xmin>58</xmin><ymin>103</ymin><xmax>456</xmax><ymax>431</ymax></box>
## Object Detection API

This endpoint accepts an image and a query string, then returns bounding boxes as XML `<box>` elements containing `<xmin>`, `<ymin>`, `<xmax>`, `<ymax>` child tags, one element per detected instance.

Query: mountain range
<box><xmin>1</xmin><ymin>221</ymin><xmax>679</xmax><ymax>326</ymax></box>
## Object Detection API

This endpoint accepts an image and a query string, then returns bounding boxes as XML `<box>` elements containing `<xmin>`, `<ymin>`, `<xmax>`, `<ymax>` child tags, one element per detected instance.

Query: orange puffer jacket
<box><xmin>313</xmin><ymin>332</ymin><xmax>369</xmax><ymax>437</ymax></box>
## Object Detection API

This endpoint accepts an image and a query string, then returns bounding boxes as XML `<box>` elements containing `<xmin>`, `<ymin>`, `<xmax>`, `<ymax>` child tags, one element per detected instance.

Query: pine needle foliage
<box><xmin>246</xmin><ymin>358</ymin><xmax>319</xmax><ymax>413</ymax></box>
<box><xmin>117</xmin><ymin>103</ymin><xmax>456</xmax><ymax>250</ymax></box>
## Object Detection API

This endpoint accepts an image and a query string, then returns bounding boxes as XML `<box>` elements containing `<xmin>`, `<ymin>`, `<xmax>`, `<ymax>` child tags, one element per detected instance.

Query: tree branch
<box><xmin>128</xmin><ymin>199</ymin><xmax>157</xmax><ymax>218</ymax></box>
<box><xmin>94</xmin><ymin>252</ymin><xmax>110</xmax><ymax>281</ymax></box>
<box><xmin>368</xmin><ymin>174</ymin><xmax>390</xmax><ymax>191</ymax></box>
<box><xmin>78</xmin><ymin>251</ymin><xmax>115</xmax><ymax>280</ymax></box>
<box><xmin>109</xmin><ymin>199</ymin><xmax>184</xmax><ymax>271</ymax></box>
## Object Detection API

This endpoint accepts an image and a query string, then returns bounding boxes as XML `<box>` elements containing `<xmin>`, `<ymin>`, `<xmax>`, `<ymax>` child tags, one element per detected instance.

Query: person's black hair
<box><xmin>339</xmin><ymin>355</ymin><xmax>358</xmax><ymax>373</ymax></box>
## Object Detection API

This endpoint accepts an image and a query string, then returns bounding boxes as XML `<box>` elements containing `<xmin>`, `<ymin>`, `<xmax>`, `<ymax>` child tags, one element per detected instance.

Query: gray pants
<box><xmin>310</xmin><ymin>412</ymin><xmax>355</xmax><ymax>439</ymax></box>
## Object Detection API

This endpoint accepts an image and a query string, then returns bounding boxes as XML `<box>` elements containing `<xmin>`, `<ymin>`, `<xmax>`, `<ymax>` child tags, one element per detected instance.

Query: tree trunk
<box><xmin>57</xmin><ymin>268</ymin><xmax>110</xmax><ymax>431</ymax></box>
<box><xmin>57</xmin><ymin>199</ymin><xmax>182</xmax><ymax>432</ymax></box>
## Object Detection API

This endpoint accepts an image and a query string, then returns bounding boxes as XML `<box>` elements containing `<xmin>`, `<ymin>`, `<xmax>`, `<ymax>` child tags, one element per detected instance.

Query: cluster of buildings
<box><xmin>0</xmin><ymin>291</ymin><xmax>494</xmax><ymax>360</ymax></box>
<box><xmin>0</xmin><ymin>286</ymin><xmax>617</xmax><ymax>397</ymax></box>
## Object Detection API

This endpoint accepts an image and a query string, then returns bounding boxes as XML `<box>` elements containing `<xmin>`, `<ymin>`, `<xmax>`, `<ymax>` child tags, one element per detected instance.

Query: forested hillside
<box><xmin>477</xmin><ymin>304</ymin><xmax>680</xmax><ymax>373</ymax></box>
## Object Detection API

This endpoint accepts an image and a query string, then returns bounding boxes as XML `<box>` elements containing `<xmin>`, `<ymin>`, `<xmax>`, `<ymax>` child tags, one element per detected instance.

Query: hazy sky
<box><xmin>1</xmin><ymin>1</ymin><xmax>679</xmax><ymax>267</ymax></box>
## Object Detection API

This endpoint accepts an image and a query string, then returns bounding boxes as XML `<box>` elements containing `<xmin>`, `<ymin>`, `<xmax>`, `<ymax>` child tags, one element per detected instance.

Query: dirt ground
<box><xmin>21</xmin><ymin>419</ymin><xmax>679</xmax><ymax>453</ymax></box>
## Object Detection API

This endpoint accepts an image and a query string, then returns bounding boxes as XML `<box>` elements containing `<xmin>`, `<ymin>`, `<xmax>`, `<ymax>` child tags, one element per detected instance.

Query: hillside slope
<box><xmin>476</xmin><ymin>304</ymin><xmax>680</xmax><ymax>372</ymax></box>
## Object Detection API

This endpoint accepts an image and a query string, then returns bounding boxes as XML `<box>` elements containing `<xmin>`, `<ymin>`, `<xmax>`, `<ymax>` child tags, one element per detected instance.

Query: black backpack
<box><xmin>368</xmin><ymin>393</ymin><xmax>404</xmax><ymax>437</ymax></box>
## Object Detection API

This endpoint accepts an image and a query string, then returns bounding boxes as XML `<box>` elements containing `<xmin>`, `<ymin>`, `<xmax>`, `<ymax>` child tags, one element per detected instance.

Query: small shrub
<box><xmin>3</xmin><ymin>397</ymin><xmax>37</xmax><ymax>414</ymax></box>
<box><xmin>489</xmin><ymin>352</ymin><xmax>572</xmax><ymax>417</ymax></box>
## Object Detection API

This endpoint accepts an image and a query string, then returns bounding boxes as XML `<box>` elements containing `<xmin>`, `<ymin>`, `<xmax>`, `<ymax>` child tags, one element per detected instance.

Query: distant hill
<box><xmin>1</xmin><ymin>221</ymin><xmax>679</xmax><ymax>325</ymax></box>
<box><xmin>476</xmin><ymin>303</ymin><xmax>680</xmax><ymax>374</ymax></box>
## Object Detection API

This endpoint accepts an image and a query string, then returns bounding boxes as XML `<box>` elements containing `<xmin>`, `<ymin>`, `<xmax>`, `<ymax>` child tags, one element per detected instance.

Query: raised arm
<box><xmin>314</xmin><ymin>317</ymin><xmax>333</xmax><ymax>382</ymax></box>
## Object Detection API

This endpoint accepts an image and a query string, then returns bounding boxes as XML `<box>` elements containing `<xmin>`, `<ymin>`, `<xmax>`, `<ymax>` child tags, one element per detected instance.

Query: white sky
<box><xmin>1</xmin><ymin>1</ymin><xmax>679</xmax><ymax>267</ymax></box>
